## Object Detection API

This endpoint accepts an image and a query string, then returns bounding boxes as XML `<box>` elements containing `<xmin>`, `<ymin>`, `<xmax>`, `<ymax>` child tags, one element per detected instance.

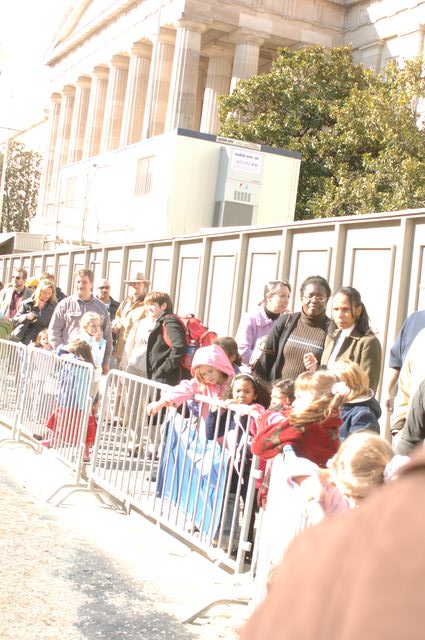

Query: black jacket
<box><xmin>55</xmin><ymin>287</ymin><xmax>67</xmax><ymax>302</ymax></box>
<box><xmin>146</xmin><ymin>313</ymin><xmax>187</xmax><ymax>385</ymax></box>
<box><xmin>14</xmin><ymin>297</ymin><xmax>57</xmax><ymax>345</ymax></box>
<box><xmin>108</xmin><ymin>297</ymin><xmax>120</xmax><ymax>322</ymax></box>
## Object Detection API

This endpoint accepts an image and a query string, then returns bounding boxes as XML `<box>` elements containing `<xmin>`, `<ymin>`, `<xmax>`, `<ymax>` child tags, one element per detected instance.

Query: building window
<box><xmin>135</xmin><ymin>155</ymin><xmax>155</xmax><ymax>196</ymax></box>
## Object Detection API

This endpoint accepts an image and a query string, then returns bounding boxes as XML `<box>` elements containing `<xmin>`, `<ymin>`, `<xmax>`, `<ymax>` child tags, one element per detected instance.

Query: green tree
<box><xmin>218</xmin><ymin>46</ymin><xmax>425</xmax><ymax>219</ymax></box>
<box><xmin>0</xmin><ymin>140</ymin><xmax>42</xmax><ymax>232</ymax></box>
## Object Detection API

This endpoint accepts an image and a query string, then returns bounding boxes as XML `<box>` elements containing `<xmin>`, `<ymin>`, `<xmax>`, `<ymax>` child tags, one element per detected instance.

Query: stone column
<box><xmin>142</xmin><ymin>28</ymin><xmax>175</xmax><ymax>139</ymax></box>
<box><xmin>200</xmin><ymin>45</ymin><xmax>233</xmax><ymax>134</ymax></box>
<box><xmin>100</xmin><ymin>55</ymin><xmax>129</xmax><ymax>152</ymax></box>
<box><xmin>230</xmin><ymin>31</ymin><xmax>264</xmax><ymax>93</ymax></box>
<box><xmin>49</xmin><ymin>85</ymin><xmax>75</xmax><ymax>203</ymax></box>
<box><xmin>120</xmin><ymin>42</ymin><xmax>152</xmax><ymax>147</ymax></box>
<box><xmin>67</xmin><ymin>76</ymin><xmax>91</xmax><ymax>163</ymax></box>
<box><xmin>83</xmin><ymin>66</ymin><xmax>109</xmax><ymax>158</ymax></box>
<box><xmin>54</xmin><ymin>85</ymin><xmax>75</xmax><ymax>168</ymax></box>
<box><xmin>194</xmin><ymin>57</ymin><xmax>208</xmax><ymax>131</ymax></box>
<box><xmin>165</xmin><ymin>20</ymin><xmax>204</xmax><ymax>131</ymax></box>
<box><xmin>39</xmin><ymin>93</ymin><xmax>62</xmax><ymax>218</ymax></box>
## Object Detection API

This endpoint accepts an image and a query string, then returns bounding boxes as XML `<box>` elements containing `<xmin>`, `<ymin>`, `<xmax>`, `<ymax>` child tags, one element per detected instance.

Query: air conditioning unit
<box><xmin>213</xmin><ymin>143</ymin><xmax>262</xmax><ymax>227</ymax></box>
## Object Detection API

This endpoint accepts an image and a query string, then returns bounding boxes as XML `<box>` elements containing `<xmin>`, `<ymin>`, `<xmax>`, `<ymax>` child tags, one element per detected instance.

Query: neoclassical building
<box><xmin>32</xmin><ymin>0</ymin><xmax>425</xmax><ymax>245</ymax></box>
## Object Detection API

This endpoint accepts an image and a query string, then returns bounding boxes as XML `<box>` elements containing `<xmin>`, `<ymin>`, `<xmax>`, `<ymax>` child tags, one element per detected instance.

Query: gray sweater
<box><xmin>48</xmin><ymin>295</ymin><xmax>112</xmax><ymax>365</ymax></box>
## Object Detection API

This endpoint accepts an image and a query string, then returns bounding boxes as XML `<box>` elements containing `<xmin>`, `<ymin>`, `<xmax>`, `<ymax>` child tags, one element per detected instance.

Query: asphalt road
<box><xmin>0</xmin><ymin>435</ymin><xmax>249</xmax><ymax>640</ymax></box>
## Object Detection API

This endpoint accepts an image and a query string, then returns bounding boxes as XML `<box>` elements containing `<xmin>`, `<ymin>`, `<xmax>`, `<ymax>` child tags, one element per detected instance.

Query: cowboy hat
<box><xmin>124</xmin><ymin>272</ymin><xmax>150</xmax><ymax>284</ymax></box>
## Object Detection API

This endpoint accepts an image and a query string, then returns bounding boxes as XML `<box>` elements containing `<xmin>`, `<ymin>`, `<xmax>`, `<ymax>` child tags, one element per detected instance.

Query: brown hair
<box><xmin>214</xmin><ymin>336</ymin><xmax>241</xmax><ymax>366</ymax></box>
<box><xmin>290</xmin><ymin>370</ymin><xmax>347</xmax><ymax>426</ymax></box>
<box><xmin>263</xmin><ymin>280</ymin><xmax>291</xmax><ymax>303</ymax></box>
<box><xmin>329</xmin><ymin>359</ymin><xmax>369</xmax><ymax>402</ymax></box>
<box><xmin>34</xmin><ymin>329</ymin><xmax>51</xmax><ymax>348</ymax></box>
<box><xmin>74</xmin><ymin>269</ymin><xmax>94</xmax><ymax>284</ymax></box>
<box><xmin>13</xmin><ymin>267</ymin><xmax>28</xmax><ymax>280</ymax></box>
<box><xmin>66</xmin><ymin>339</ymin><xmax>94</xmax><ymax>365</ymax></box>
<box><xmin>41</xmin><ymin>271</ymin><xmax>56</xmax><ymax>283</ymax></box>
<box><xmin>143</xmin><ymin>291</ymin><xmax>173</xmax><ymax>314</ymax></box>
<box><xmin>272</xmin><ymin>378</ymin><xmax>295</xmax><ymax>404</ymax></box>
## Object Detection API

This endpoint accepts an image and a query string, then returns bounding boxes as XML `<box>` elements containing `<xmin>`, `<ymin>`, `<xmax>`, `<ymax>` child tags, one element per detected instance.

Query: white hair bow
<box><xmin>331</xmin><ymin>381</ymin><xmax>350</xmax><ymax>397</ymax></box>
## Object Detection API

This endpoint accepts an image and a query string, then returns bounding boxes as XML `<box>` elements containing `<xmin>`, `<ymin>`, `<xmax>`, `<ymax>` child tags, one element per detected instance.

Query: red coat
<box><xmin>251</xmin><ymin>410</ymin><xmax>341</xmax><ymax>468</ymax></box>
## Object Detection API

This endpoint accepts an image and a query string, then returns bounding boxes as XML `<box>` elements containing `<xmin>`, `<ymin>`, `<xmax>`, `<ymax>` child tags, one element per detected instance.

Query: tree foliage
<box><xmin>218</xmin><ymin>46</ymin><xmax>425</xmax><ymax>219</ymax></box>
<box><xmin>0</xmin><ymin>140</ymin><xmax>42</xmax><ymax>232</ymax></box>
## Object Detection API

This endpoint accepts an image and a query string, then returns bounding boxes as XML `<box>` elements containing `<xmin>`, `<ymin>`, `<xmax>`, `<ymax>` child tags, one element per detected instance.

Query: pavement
<box><xmin>0</xmin><ymin>424</ymin><xmax>252</xmax><ymax>640</ymax></box>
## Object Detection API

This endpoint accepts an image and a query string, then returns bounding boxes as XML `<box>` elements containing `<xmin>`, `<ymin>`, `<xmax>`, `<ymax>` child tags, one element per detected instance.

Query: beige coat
<box><xmin>241</xmin><ymin>447</ymin><xmax>425</xmax><ymax>640</ymax></box>
<box><xmin>113</xmin><ymin>296</ymin><xmax>145</xmax><ymax>363</ymax></box>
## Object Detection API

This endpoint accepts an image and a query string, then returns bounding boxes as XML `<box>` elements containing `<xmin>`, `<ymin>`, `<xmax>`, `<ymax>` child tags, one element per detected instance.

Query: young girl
<box><xmin>33</xmin><ymin>328</ymin><xmax>53</xmax><ymax>351</ymax></box>
<box><xmin>251</xmin><ymin>370</ymin><xmax>345</xmax><ymax>468</ymax></box>
<box><xmin>146</xmin><ymin>343</ymin><xmax>235</xmax><ymax>428</ymax></box>
<box><xmin>328</xmin><ymin>430</ymin><xmax>409</xmax><ymax>508</ymax></box>
<box><xmin>44</xmin><ymin>339</ymin><xmax>97</xmax><ymax>462</ymax></box>
<box><xmin>205</xmin><ymin>373</ymin><xmax>271</xmax><ymax>549</ymax></box>
<box><xmin>79</xmin><ymin>311</ymin><xmax>106</xmax><ymax>399</ymax></box>
<box><xmin>152</xmin><ymin>344</ymin><xmax>236</xmax><ymax>538</ymax></box>
<box><xmin>270</xmin><ymin>378</ymin><xmax>295</xmax><ymax>409</ymax></box>
<box><xmin>329</xmin><ymin>359</ymin><xmax>381</xmax><ymax>440</ymax></box>
<box><xmin>256</xmin><ymin>378</ymin><xmax>295</xmax><ymax>509</ymax></box>
<box><xmin>213</xmin><ymin>336</ymin><xmax>251</xmax><ymax>375</ymax></box>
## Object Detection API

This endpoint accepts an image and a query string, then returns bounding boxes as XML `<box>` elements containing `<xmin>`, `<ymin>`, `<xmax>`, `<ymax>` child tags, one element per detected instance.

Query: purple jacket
<box><xmin>236</xmin><ymin>306</ymin><xmax>280</xmax><ymax>365</ymax></box>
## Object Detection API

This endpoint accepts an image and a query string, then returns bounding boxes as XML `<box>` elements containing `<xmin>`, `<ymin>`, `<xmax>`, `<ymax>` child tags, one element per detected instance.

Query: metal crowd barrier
<box><xmin>88</xmin><ymin>369</ymin><xmax>261</xmax><ymax>574</ymax></box>
<box><xmin>0</xmin><ymin>348</ymin><xmax>261</xmax><ymax>575</ymax></box>
<box><xmin>0</xmin><ymin>340</ymin><xmax>95</xmax><ymax>498</ymax></box>
<box><xmin>0</xmin><ymin>339</ymin><xmax>27</xmax><ymax>433</ymax></box>
<box><xmin>251</xmin><ymin>446</ymin><xmax>322</xmax><ymax>607</ymax></box>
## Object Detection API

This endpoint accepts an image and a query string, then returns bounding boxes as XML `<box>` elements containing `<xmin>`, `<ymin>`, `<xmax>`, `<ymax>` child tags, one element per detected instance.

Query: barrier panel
<box><xmin>251</xmin><ymin>446</ymin><xmax>325</xmax><ymax>607</ymax></box>
<box><xmin>18</xmin><ymin>347</ymin><xmax>94</xmax><ymax>478</ymax></box>
<box><xmin>0</xmin><ymin>339</ymin><xmax>27</xmax><ymax>433</ymax></box>
<box><xmin>89</xmin><ymin>369</ymin><xmax>261</xmax><ymax>573</ymax></box>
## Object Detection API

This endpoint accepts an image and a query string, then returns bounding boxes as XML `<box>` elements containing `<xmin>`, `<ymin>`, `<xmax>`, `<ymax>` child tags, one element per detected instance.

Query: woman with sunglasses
<box><xmin>254</xmin><ymin>275</ymin><xmax>331</xmax><ymax>383</ymax></box>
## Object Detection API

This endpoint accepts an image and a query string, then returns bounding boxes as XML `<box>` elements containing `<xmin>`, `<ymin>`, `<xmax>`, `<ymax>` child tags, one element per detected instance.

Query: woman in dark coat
<box><xmin>254</xmin><ymin>275</ymin><xmax>331</xmax><ymax>383</ymax></box>
<box><xmin>14</xmin><ymin>279</ymin><xmax>57</xmax><ymax>345</ymax></box>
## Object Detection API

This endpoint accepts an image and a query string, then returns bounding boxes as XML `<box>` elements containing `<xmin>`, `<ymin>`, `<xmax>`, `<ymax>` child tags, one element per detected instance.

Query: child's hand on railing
<box><xmin>147</xmin><ymin>399</ymin><xmax>168</xmax><ymax>415</ymax></box>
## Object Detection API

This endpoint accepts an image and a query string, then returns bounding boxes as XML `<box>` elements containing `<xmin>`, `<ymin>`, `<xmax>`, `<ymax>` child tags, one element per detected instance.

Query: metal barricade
<box><xmin>251</xmin><ymin>446</ymin><xmax>321</xmax><ymax>607</ymax></box>
<box><xmin>0</xmin><ymin>338</ymin><xmax>27</xmax><ymax>434</ymax></box>
<box><xmin>18</xmin><ymin>347</ymin><xmax>94</xmax><ymax>487</ymax></box>
<box><xmin>89</xmin><ymin>369</ymin><xmax>261</xmax><ymax>574</ymax></box>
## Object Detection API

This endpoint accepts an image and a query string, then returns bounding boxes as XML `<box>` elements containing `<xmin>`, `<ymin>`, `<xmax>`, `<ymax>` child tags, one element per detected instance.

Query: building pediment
<box><xmin>46</xmin><ymin>0</ymin><xmax>135</xmax><ymax>63</ymax></box>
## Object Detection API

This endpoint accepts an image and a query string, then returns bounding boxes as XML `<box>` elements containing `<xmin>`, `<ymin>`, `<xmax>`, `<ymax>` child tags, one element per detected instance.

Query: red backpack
<box><xmin>162</xmin><ymin>313</ymin><xmax>218</xmax><ymax>371</ymax></box>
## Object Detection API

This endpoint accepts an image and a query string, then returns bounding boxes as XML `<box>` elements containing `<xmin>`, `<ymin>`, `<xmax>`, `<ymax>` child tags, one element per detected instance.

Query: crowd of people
<box><xmin>1</xmin><ymin>266</ymin><xmax>424</xmax><ymax>632</ymax></box>
<box><xmin>1</xmin><ymin>265</ymin><xmax>424</xmax><ymax>466</ymax></box>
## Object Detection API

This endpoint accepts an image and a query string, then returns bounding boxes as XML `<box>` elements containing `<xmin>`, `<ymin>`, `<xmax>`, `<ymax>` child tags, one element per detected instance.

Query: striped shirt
<box><xmin>281</xmin><ymin>316</ymin><xmax>328</xmax><ymax>380</ymax></box>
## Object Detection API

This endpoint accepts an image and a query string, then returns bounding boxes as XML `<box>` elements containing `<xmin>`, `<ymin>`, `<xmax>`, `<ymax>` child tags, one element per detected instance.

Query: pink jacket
<box><xmin>165</xmin><ymin>345</ymin><xmax>235</xmax><ymax>424</ymax></box>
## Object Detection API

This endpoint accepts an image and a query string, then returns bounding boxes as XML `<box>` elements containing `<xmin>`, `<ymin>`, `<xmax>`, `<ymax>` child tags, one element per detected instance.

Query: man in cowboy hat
<box><xmin>112</xmin><ymin>272</ymin><xmax>150</xmax><ymax>368</ymax></box>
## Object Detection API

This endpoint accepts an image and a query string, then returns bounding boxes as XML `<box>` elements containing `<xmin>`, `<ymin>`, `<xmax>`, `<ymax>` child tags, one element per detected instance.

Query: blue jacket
<box><xmin>339</xmin><ymin>396</ymin><xmax>381</xmax><ymax>440</ymax></box>
<box><xmin>389</xmin><ymin>310</ymin><xmax>425</xmax><ymax>369</ymax></box>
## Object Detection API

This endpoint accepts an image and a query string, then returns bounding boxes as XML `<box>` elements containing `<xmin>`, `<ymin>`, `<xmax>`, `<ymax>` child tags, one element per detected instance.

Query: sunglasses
<box><xmin>98</xmin><ymin>286</ymin><xmax>110</xmax><ymax>290</ymax></box>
